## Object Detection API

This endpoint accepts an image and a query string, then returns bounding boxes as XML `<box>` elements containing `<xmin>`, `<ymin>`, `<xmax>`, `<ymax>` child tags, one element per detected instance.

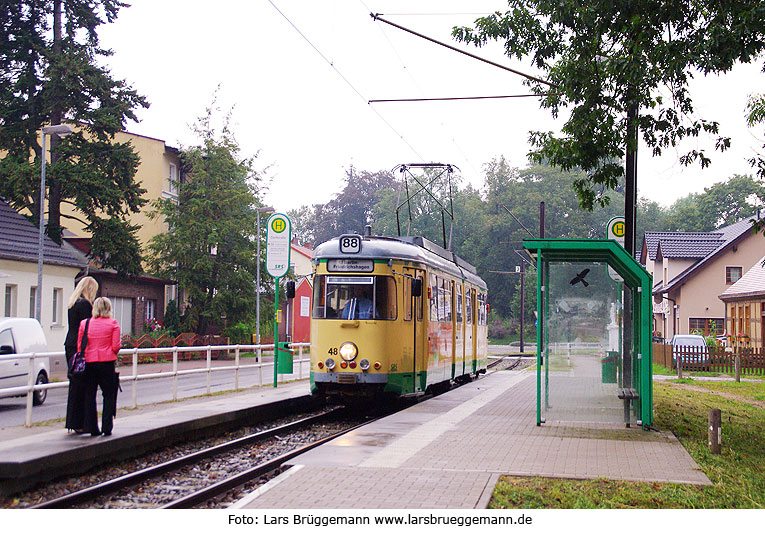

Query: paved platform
<box><xmin>0</xmin><ymin>381</ymin><xmax>313</xmax><ymax>496</ymax></box>
<box><xmin>234</xmin><ymin>369</ymin><xmax>710</xmax><ymax>509</ymax></box>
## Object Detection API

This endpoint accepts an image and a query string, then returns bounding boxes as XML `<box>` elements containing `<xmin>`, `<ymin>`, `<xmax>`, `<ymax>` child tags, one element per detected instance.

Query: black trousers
<box><xmin>83</xmin><ymin>361</ymin><xmax>117</xmax><ymax>435</ymax></box>
<box><xmin>64</xmin><ymin>345</ymin><xmax>86</xmax><ymax>431</ymax></box>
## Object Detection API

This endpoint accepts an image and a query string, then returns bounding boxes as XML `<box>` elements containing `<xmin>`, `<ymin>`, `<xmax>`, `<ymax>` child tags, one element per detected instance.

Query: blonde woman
<box><xmin>77</xmin><ymin>297</ymin><xmax>120</xmax><ymax>436</ymax></box>
<box><xmin>64</xmin><ymin>276</ymin><xmax>98</xmax><ymax>433</ymax></box>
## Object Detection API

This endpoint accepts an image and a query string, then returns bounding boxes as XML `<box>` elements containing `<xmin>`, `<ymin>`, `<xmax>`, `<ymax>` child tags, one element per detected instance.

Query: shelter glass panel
<box><xmin>541</xmin><ymin>261</ymin><xmax>636</xmax><ymax>426</ymax></box>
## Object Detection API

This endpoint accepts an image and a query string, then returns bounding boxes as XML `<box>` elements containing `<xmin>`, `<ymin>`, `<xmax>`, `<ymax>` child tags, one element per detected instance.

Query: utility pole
<box><xmin>520</xmin><ymin>263</ymin><xmax>525</xmax><ymax>353</ymax></box>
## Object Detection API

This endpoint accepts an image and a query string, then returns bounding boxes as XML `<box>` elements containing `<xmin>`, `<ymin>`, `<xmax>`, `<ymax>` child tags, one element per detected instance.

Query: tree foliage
<box><xmin>147</xmin><ymin>105</ymin><xmax>263</xmax><ymax>335</ymax></box>
<box><xmin>292</xmin><ymin>167</ymin><xmax>397</xmax><ymax>246</ymax></box>
<box><xmin>0</xmin><ymin>0</ymin><xmax>148</xmax><ymax>274</ymax></box>
<box><xmin>662</xmin><ymin>174</ymin><xmax>765</xmax><ymax>231</ymax></box>
<box><xmin>452</xmin><ymin>1</ymin><xmax>765</xmax><ymax>210</ymax></box>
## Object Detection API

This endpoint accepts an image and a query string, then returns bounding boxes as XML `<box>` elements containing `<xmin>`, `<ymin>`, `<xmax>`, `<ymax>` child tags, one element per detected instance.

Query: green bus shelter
<box><xmin>523</xmin><ymin>239</ymin><xmax>653</xmax><ymax>429</ymax></box>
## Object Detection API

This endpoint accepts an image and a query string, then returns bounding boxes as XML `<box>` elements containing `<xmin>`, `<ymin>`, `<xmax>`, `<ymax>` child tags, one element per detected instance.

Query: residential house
<box><xmin>719</xmin><ymin>256</ymin><xmax>765</xmax><ymax>349</ymax></box>
<box><xmin>281</xmin><ymin>241</ymin><xmax>314</xmax><ymax>343</ymax></box>
<box><xmin>59</xmin><ymin>130</ymin><xmax>182</xmax><ymax>316</ymax></box>
<box><xmin>641</xmin><ymin>216</ymin><xmax>764</xmax><ymax>341</ymax></box>
<box><xmin>0</xmin><ymin>199</ymin><xmax>86</xmax><ymax>367</ymax></box>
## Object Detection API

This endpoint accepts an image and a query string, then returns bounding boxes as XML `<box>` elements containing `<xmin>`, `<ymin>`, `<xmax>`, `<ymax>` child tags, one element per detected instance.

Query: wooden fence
<box><xmin>652</xmin><ymin>343</ymin><xmax>765</xmax><ymax>375</ymax></box>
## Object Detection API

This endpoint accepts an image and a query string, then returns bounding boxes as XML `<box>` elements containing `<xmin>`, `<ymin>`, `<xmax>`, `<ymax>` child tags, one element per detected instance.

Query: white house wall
<box><xmin>0</xmin><ymin>258</ymin><xmax>78</xmax><ymax>358</ymax></box>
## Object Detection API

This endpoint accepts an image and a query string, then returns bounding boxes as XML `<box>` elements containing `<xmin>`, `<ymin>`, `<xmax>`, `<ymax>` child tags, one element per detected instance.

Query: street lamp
<box><xmin>256</xmin><ymin>206</ymin><xmax>275</xmax><ymax>347</ymax></box>
<box><xmin>37</xmin><ymin>124</ymin><xmax>74</xmax><ymax>322</ymax></box>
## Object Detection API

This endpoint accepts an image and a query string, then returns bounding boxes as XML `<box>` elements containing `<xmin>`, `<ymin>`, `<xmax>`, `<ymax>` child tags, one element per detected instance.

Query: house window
<box><xmin>29</xmin><ymin>287</ymin><xmax>37</xmax><ymax>319</ymax></box>
<box><xmin>4</xmin><ymin>285</ymin><xmax>17</xmax><ymax>317</ymax></box>
<box><xmin>109</xmin><ymin>296</ymin><xmax>134</xmax><ymax>336</ymax></box>
<box><xmin>146</xmin><ymin>299</ymin><xmax>156</xmax><ymax>321</ymax></box>
<box><xmin>52</xmin><ymin>287</ymin><xmax>63</xmax><ymax>324</ymax></box>
<box><xmin>726</xmin><ymin>266</ymin><xmax>742</xmax><ymax>284</ymax></box>
<box><xmin>168</xmin><ymin>163</ymin><xmax>178</xmax><ymax>195</ymax></box>
<box><xmin>689</xmin><ymin>318</ymin><xmax>724</xmax><ymax>336</ymax></box>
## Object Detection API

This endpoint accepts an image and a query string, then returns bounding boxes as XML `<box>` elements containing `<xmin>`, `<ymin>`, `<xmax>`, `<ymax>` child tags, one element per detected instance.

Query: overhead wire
<box><xmin>267</xmin><ymin>0</ymin><xmax>426</xmax><ymax>161</ymax></box>
<box><xmin>362</xmin><ymin>2</ymin><xmax>482</xmax><ymax>179</ymax></box>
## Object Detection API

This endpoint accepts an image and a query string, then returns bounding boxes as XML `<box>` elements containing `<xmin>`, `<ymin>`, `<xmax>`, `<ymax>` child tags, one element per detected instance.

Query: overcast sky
<box><xmin>98</xmin><ymin>0</ymin><xmax>765</xmax><ymax>214</ymax></box>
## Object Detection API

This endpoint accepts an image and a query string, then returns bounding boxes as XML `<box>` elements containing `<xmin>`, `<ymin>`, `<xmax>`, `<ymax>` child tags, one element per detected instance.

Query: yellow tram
<box><xmin>310</xmin><ymin>233</ymin><xmax>488</xmax><ymax>399</ymax></box>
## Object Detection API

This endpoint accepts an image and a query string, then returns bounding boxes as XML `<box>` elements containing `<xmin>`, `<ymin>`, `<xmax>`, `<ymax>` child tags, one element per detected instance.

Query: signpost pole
<box><xmin>273</xmin><ymin>277</ymin><xmax>280</xmax><ymax>388</ymax></box>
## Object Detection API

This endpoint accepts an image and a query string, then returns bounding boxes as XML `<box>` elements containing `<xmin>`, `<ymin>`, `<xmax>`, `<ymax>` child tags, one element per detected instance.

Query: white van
<box><xmin>0</xmin><ymin>318</ymin><xmax>51</xmax><ymax>405</ymax></box>
<box><xmin>671</xmin><ymin>334</ymin><xmax>708</xmax><ymax>364</ymax></box>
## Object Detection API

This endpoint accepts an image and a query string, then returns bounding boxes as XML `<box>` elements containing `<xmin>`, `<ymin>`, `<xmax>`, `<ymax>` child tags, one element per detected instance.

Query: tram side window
<box><xmin>375</xmin><ymin>276</ymin><xmax>397</xmax><ymax>320</ymax></box>
<box><xmin>416</xmin><ymin>276</ymin><xmax>423</xmax><ymax>321</ymax></box>
<box><xmin>441</xmin><ymin>278</ymin><xmax>452</xmax><ymax>323</ymax></box>
<box><xmin>456</xmin><ymin>283</ymin><xmax>463</xmax><ymax>323</ymax></box>
<box><xmin>477</xmin><ymin>293</ymin><xmax>487</xmax><ymax>326</ymax></box>
<box><xmin>465</xmin><ymin>287</ymin><xmax>473</xmax><ymax>325</ymax></box>
<box><xmin>429</xmin><ymin>274</ymin><xmax>438</xmax><ymax>322</ymax></box>
<box><xmin>404</xmin><ymin>276</ymin><xmax>412</xmax><ymax>321</ymax></box>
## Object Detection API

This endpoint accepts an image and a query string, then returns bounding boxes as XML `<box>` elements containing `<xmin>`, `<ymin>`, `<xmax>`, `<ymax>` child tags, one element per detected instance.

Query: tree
<box><xmin>0</xmin><ymin>0</ymin><xmax>148</xmax><ymax>274</ymax></box>
<box><xmin>308</xmin><ymin>167</ymin><xmax>397</xmax><ymax>246</ymax></box>
<box><xmin>453</xmin><ymin>1</ymin><xmax>765</xmax><ymax>211</ymax></box>
<box><xmin>662</xmin><ymin>175</ymin><xmax>765</xmax><ymax>231</ymax></box>
<box><xmin>147</xmin><ymin>105</ymin><xmax>264</xmax><ymax>335</ymax></box>
<box><xmin>746</xmin><ymin>92</ymin><xmax>765</xmax><ymax>234</ymax></box>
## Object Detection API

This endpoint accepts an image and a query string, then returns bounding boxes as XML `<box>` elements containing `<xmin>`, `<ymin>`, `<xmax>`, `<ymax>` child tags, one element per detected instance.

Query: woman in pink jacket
<box><xmin>77</xmin><ymin>297</ymin><xmax>121</xmax><ymax>436</ymax></box>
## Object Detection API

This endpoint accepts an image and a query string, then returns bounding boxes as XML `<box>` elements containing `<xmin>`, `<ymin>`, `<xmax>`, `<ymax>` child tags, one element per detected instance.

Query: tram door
<box><xmin>468</xmin><ymin>288</ymin><xmax>477</xmax><ymax>373</ymax></box>
<box><xmin>464</xmin><ymin>286</ymin><xmax>474</xmax><ymax>371</ymax></box>
<box><xmin>404</xmin><ymin>268</ymin><xmax>426</xmax><ymax>393</ymax></box>
<box><xmin>454</xmin><ymin>282</ymin><xmax>465</xmax><ymax>377</ymax></box>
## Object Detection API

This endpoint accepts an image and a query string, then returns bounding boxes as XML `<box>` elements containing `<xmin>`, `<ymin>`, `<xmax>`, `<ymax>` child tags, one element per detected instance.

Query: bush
<box><xmin>163</xmin><ymin>299</ymin><xmax>182</xmax><ymax>336</ymax></box>
<box><xmin>489</xmin><ymin>317</ymin><xmax>516</xmax><ymax>340</ymax></box>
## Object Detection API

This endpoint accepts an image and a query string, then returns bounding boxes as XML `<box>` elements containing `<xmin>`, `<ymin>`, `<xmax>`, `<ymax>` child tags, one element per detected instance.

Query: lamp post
<box><xmin>37</xmin><ymin>124</ymin><xmax>73</xmax><ymax>322</ymax></box>
<box><xmin>255</xmin><ymin>206</ymin><xmax>275</xmax><ymax>347</ymax></box>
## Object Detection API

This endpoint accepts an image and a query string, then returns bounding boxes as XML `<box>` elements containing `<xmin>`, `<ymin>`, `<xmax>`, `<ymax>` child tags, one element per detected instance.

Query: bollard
<box><xmin>734</xmin><ymin>353</ymin><xmax>741</xmax><ymax>383</ymax></box>
<box><xmin>708</xmin><ymin>409</ymin><xmax>722</xmax><ymax>454</ymax></box>
<box><xmin>676</xmin><ymin>350</ymin><xmax>682</xmax><ymax>379</ymax></box>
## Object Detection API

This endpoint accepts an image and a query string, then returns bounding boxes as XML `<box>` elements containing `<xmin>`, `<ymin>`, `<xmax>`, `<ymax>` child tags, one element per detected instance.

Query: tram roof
<box><xmin>313</xmin><ymin>235</ymin><xmax>487</xmax><ymax>289</ymax></box>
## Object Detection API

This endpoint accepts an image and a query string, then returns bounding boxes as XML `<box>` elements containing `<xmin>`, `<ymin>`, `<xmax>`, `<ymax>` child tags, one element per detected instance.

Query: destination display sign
<box><xmin>327</xmin><ymin>259</ymin><xmax>374</xmax><ymax>272</ymax></box>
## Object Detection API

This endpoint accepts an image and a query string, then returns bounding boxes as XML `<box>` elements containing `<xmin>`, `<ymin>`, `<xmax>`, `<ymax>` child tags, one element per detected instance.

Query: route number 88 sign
<box><xmin>339</xmin><ymin>234</ymin><xmax>362</xmax><ymax>254</ymax></box>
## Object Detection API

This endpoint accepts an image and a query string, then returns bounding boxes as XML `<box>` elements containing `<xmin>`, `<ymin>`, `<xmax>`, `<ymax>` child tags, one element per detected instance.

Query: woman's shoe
<box><xmin>74</xmin><ymin>429</ymin><xmax>85</xmax><ymax>435</ymax></box>
<box><xmin>90</xmin><ymin>431</ymin><xmax>102</xmax><ymax>437</ymax></box>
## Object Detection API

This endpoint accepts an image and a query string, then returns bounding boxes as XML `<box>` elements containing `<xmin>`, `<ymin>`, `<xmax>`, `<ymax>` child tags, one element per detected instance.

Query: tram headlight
<box><xmin>339</xmin><ymin>342</ymin><xmax>358</xmax><ymax>361</ymax></box>
<box><xmin>359</xmin><ymin>359</ymin><xmax>370</xmax><ymax>371</ymax></box>
<box><xmin>325</xmin><ymin>358</ymin><xmax>336</xmax><ymax>370</ymax></box>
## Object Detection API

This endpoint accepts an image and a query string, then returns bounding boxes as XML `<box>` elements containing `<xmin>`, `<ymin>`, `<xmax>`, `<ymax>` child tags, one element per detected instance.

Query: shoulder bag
<box><xmin>70</xmin><ymin>318</ymin><xmax>91</xmax><ymax>377</ymax></box>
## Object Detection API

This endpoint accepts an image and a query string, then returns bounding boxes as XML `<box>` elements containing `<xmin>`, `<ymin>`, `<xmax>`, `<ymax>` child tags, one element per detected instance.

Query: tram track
<box><xmin>29</xmin><ymin>408</ymin><xmax>364</xmax><ymax>509</ymax></box>
<box><xmin>13</xmin><ymin>362</ymin><xmax>518</xmax><ymax>510</ymax></box>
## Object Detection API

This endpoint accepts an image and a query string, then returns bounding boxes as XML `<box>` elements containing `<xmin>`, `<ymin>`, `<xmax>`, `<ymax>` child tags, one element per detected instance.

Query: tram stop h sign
<box><xmin>266</xmin><ymin>213</ymin><xmax>291</xmax><ymax>278</ymax></box>
<box><xmin>266</xmin><ymin>213</ymin><xmax>292</xmax><ymax>387</ymax></box>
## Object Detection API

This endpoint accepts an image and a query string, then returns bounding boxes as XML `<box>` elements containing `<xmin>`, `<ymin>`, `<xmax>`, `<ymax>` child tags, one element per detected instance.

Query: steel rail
<box><xmin>161</xmin><ymin>418</ymin><xmax>376</xmax><ymax>509</ymax></box>
<box><xmin>30</xmin><ymin>409</ymin><xmax>343</xmax><ymax>509</ymax></box>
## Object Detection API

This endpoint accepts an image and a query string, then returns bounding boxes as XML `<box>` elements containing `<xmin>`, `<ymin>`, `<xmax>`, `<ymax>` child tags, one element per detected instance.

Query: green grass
<box><xmin>489</xmin><ymin>379</ymin><xmax>765</xmax><ymax>508</ymax></box>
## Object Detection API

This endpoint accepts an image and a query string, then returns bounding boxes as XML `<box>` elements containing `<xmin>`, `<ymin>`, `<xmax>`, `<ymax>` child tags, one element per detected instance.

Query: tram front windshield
<box><xmin>312</xmin><ymin>275</ymin><xmax>396</xmax><ymax>320</ymax></box>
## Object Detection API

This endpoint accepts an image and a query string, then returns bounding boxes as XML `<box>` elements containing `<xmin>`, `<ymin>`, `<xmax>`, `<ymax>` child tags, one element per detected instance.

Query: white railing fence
<box><xmin>0</xmin><ymin>343</ymin><xmax>311</xmax><ymax>427</ymax></box>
